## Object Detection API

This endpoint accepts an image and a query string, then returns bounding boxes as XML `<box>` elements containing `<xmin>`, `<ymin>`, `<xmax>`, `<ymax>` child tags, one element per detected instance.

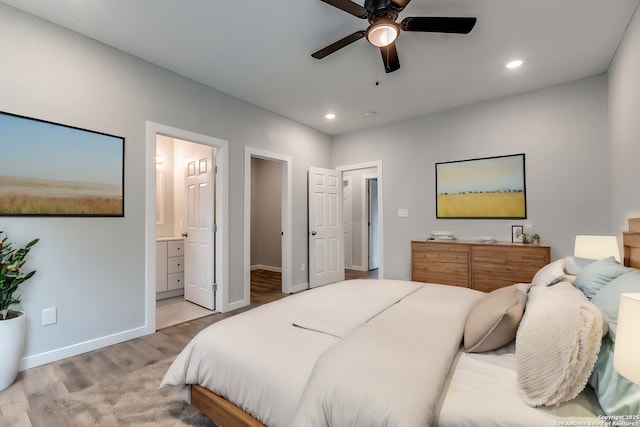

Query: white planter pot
<box><xmin>0</xmin><ymin>311</ymin><xmax>27</xmax><ymax>391</ymax></box>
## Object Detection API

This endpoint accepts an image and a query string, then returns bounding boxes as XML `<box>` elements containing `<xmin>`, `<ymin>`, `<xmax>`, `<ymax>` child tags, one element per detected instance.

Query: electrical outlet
<box><xmin>42</xmin><ymin>307</ymin><xmax>57</xmax><ymax>326</ymax></box>
<box><xmin>301</xmin><ymin>262</ymin><xmax>306</xmax><ymax>272</ymax></box>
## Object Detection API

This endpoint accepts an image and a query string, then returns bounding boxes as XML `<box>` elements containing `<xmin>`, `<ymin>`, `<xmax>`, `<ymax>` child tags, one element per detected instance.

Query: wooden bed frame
<box><xmin>188</xmin><ymin>223</ymin><xmax>640</xmax><ymax>427</ymax></box>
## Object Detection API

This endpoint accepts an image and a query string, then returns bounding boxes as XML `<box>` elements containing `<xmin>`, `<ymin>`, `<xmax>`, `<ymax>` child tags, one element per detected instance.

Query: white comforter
<box><xmin>161</xmin><ymin>280</ymin><xmax>484</xmax><ymax>427</ymax></box>
<box><xmin>289</xmin><ymin>284</ymin><xmax>483</xmax><ymax>427</ymax></box>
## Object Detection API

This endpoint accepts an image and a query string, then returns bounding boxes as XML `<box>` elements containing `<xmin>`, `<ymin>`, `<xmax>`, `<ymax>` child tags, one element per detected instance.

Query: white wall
<box><xmin>0</xmin><ymin>4</ymin><xmax>331</xmax><ymax>367</ymax></box>
<box><xmin>609</xmin><ymin>5</ymin><xmax>640</xmax><ymax>235</ymax></box>
<box><xmin>332</xmin><ymin>75</ymin><xmax>610</xmax><ymax>280</ymax></box>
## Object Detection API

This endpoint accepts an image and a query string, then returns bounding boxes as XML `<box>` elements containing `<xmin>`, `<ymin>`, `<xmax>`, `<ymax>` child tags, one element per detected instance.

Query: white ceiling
<box><xmin>2</xmin><ymin>0</ymin><xmax>639</xmax><ymax>135</ymax></box>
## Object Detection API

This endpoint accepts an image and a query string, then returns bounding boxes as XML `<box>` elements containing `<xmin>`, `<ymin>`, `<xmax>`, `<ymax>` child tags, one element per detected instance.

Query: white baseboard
<box><xmin>20</xmin><ymin>324</ymin><xmax>152</xmax><ymax>371</ymax></box>
<box><xmin>347</xmin><ymin>265</ymin><xmax>367</xmax><ymax>272</ymax></box>
<box><xmin>250</xmin><ymin>264</ymin><xmax>282</xmax><ymax>273</ymax></box>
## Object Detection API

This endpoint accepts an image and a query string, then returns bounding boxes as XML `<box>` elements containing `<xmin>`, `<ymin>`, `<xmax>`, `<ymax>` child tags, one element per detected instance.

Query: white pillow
<box><xmin>531</xmin><ymin>259</ymin><xmax>565</xmax><ymax>286</ymax></box>
<box><xmin>516</xmin><ymin>283</ymin><xmax>603</xmax><ymax>407</ymax></box>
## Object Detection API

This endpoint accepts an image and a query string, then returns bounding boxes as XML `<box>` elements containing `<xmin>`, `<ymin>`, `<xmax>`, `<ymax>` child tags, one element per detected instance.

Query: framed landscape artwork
<box><xmin>435</xmin><ymin>153</ymin><xmax>526</xmax><ymax>219</ymax></box>
<box><xmin>0</xmin><ymin>111</ymin><xmax>124</xmax><ymax>217</ymax></box>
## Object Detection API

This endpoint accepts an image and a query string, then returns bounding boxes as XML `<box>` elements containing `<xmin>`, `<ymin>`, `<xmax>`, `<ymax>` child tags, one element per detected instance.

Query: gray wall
<box><xmin>609</xmin><ymin>5</ymin><xmax>640</xmax><ymax>236</ymax></box>
<box><xmin>1</xmin><ymin>5</ymin><xmax>330</xmax><ymax>365</ymax></box>
<box><xmin>332</xmin><ymin>75</ymin><xmax>611</xmax><ymax>280</ymax></box>
<box><xmin>251</xmin><ymin>157</ymin><xmax>282</xmax><ymax>269</ymax></box>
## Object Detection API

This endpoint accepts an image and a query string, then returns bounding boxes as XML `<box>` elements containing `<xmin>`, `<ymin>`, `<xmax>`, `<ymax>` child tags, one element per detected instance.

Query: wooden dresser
<box><xmin>411</xmin><ymin>240</ymin><xmax>550</xmax><ymax>292</ymax></box>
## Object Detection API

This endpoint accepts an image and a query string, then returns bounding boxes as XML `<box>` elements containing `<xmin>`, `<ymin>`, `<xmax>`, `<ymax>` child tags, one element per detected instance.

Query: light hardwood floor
<box><xmin>0</xmin><ymin>269</ymin><xmax>376</xmax><ymax>426</ymax></box>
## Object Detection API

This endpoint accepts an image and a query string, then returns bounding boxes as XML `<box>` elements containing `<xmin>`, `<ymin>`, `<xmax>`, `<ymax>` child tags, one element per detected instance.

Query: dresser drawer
<box><xmin>506</xmin><ymin>248</ymin><xmax>549</xmax><ymax>265</ymax></box>
<box><xmin>167</xmin><ymin>272</ymin><xmax>184</xmax><ymax>290</ymax></box>
<box><xmin>168</xmin><ymin>240</ymin><xmax>184</xmax><ymax>257</ymax></box>
<box><xmin>412</xmin><ymin>263</ymin><xmax>469</xmax><ymax>287</ymax></box>
<box><xmin>472</xmin><ymin>247</ymin><xmax>507</xmax><ymax>264</ymax></box>
<box><xmin>167</xmin><ymin>256</ymin><xmax>184</xmax><ymax>273</ymax></box>
<box><xmin>472</xmin><ymin>264</ymin><xmax>539</xmax><ymax>286</ymax></box>
<box><xmin>413</xmin><ymin>250</ymin><xmax>469</xmax><ymax>264</ymax></box>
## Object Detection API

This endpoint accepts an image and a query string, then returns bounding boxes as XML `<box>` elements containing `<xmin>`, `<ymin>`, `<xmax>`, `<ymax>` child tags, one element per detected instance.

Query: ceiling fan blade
<box><xmin>380</xmin><ymin>42</ymin><xmax>400</xmax><ymax>73</ymax></box>
<box><xmin>389</xmin><ymin>0</ymin><xmax>412</xmax><ymax>12</ymax></box>
<box><xmin>400</xmin><ymin>17</ymin><xmax>477</xmax><ymax>34</ymax></box>
<box><xmin>320</xmin><ymin>0</ymin><xmax>368</xmax><ymax>19</ymax></box>
<box><xmin>312</xmin><ymin>31</ymin><xmax>366</xmax><ymax>59</ymax></box>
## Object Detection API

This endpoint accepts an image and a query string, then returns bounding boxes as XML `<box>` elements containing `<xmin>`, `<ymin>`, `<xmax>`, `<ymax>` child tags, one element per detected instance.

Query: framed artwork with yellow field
<box><xmin>0</xmin><ymin>111</ymin><xmax>124</xmax><ymax>217</ymax></box>
<box><xmin>436</xmin><ymin>153</ymin><xmax>526</xmax><ymax>219</ymax></box>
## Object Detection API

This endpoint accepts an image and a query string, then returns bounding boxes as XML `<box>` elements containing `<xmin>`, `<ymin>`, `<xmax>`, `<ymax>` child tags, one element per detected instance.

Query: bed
<box><xmin>161</xmin><ymin>231</ymin><xmax>640</xmax><ymax>427</ymax></box>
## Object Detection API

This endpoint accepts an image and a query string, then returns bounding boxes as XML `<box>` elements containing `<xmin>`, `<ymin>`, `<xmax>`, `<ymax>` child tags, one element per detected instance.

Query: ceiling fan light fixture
<box><xmin>366</xmin><ymin>20</ymin><xmax>399</xmax><ymax>47</ymax></box>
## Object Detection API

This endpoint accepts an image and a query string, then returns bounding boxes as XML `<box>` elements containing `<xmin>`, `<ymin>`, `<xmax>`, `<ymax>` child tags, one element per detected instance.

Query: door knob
<box><xmin>181</xmin><ymin>232</ymin><xmax>188</xmax><ymax>238</ymax></box>
<box><xmin>311</xmin><ymin>230</ymin><xmax>317</xmax><ymax>236</ymax></box>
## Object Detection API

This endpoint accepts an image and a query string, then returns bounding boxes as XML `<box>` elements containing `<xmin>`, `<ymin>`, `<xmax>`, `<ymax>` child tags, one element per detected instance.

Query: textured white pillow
<box><xmin>516</xmin><ymin>282</ymin><xmax>603</xmax><ymax>407</ymax></box>
<box><xmin>531</xmin><ymin>259</ymin><xmax>565</xmax><ymax>286</ymax></box>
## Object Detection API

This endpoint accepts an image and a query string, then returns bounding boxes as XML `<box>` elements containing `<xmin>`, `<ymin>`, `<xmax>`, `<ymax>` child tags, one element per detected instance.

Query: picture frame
<box><xmin>0</xmin><ymin>111</ymin><xmax>124</xmax><ymax>217</ymax></box>
<box><xmin>435</xmin><ymin>153</ymin><xmax>527</xmax><ymax>219</ymax></box>
<box><xmin>512</xmin><ymin>225</ymin><xmax>524</xmax><ymax>243</ymax></box>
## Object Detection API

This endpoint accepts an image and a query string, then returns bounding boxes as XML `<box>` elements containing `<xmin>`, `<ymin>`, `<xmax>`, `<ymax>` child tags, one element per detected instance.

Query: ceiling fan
<box><xmin>312</xmin><ymin>0</ymin><xmax>477</xmax><ymax>73</ymax></box>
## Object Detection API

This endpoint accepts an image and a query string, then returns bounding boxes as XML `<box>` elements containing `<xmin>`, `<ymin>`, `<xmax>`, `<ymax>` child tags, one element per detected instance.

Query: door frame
<box><xmin>145</xmin><ymin>121</ymin><xmax>230</xmax><ymax>333</ymax></box>
<box><xmin>336</xmin><ymin>160</ymin><xmax>384</xmax><ymax>279</ymax></box>
<box><xmin>243</xmin><ymin>147</ymin><xmax>295</xmax><ymax>304</ymax></box>
<box><xmin>367</xmin><ymin>177</ymin><xmax>379</xmax><ymax>270</ymax></box>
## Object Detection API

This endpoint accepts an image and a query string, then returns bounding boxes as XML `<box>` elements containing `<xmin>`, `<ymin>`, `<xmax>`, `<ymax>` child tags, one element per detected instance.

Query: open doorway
<box><xmin>154</xmin><ymin>135</ymin><xmax>216</xmax><ymax>328</ymax></box>
<box><xmin>338</xmin><ymin>161</ymin><xmax>383</xmax><ymax>280</ymax></box>
<box><xmin>250</xmin><ymin>157</ymin><xmax>283</xmax><ymax>302</ymax></box>
<box><xmin>243</xmin><ymin>147</ymin><xmax>295</xmax><ymax>307</ymax></box>
<box><xmin>145</xmin><ymin>122</ymin><xmax>229</xmax><ymax>333</ymax></box>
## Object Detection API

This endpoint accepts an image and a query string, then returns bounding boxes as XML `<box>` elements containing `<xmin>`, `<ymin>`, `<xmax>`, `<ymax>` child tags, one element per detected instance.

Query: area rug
<box><xmin>55</xmin><ymin>358</ymin><xmax>216</xmax><ymax>426</ymax></box>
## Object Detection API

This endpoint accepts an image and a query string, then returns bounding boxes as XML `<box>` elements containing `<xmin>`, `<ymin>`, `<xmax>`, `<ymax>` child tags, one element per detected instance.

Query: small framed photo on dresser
<box><xmin>512</xmin><ymin>225</ymin><xmax>524</xmax><ymax>243</ymax></box>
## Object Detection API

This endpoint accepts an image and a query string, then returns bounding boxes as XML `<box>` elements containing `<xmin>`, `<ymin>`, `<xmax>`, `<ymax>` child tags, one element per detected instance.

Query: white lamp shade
<box><xmin>574</xmin><ymin>235</ymin><xmax>620</xmax><ymax>262</ymax></box>
<box><xmin>614</xmin><ymin>293</ymin><xmax>640</xmax><ymax>384</ymax></box>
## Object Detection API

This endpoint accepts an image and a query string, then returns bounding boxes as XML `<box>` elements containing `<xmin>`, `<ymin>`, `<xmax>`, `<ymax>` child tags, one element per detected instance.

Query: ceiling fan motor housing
<box><xmin>364</xmin><ymin>0</ymin><xmax>404</xmax><ymax>15</ymax></box>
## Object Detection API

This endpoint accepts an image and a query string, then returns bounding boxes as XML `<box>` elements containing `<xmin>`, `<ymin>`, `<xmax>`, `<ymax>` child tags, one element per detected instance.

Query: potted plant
<box><xmin>0</xmin><ymin>231</ymin><xmax>39</xmax><ymax>391</ymax></box>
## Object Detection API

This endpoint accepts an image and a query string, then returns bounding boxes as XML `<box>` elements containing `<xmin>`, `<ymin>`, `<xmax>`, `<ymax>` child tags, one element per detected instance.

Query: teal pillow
<box><xmin>591</xmin><ymin>270</ymin><xmax>640</xmax><ymax>340</ymax></box>
<box><xmin>589</xmin><ymin>334</ymin><xmax>640</xmax><ymax>416</ymax></box>
<box><xmin>574</xmin><ymin>257</ymin><xmax>632</xmax><ymax>300</ymax></box>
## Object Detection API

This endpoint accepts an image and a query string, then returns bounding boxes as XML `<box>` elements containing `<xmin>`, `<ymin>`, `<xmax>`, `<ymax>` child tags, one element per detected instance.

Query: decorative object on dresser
<box><xmin>429</xmin><ymin>231</ymin><xmax>455</xmax><ymax>241</ymax></box>
<box><xmin>411</xmin><ymin>239</ymin><xmax>550</xmax><ymax>292</ymax></box>
<box><xmin>512</xmin><ymin>225</ymin><xmax>524</xmax><ymax>243</ymax></box>
<box><xmin>435</xmin><ymin>153</ymin><xmax>526</xmax><ymax>219</ymax></box>
<box><xmin>156</xmin><ymin>238</ymin><xmax>184</xmax><ymax>300</ymax></box>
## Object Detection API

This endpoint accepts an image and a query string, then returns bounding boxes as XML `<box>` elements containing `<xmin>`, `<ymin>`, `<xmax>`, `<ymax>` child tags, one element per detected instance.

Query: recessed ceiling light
<box><xmin>325</xmin><ymin>113</ymin><xmax>336</xmax><ymax>120</ymax></box>
<box><xmin>506</xmin><ymin>59</ymin><xmax>523</xmax><ymax>69</ymax></box>
<box><xmin>364</xmin><ymin>111</ymin><xmax>376</xmax><ymax>117</ymax></box>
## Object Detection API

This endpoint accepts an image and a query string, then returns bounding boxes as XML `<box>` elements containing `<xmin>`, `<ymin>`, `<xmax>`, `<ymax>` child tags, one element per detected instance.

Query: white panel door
<box><xmin>184</xmin><ymin>147</ymin><xmax>215</xmax><ymax>310</ymax></box>
<box><xmin>309</xmin><ymin>166</ymin><xmax>344</xmax><ymax>288</ymax></box>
